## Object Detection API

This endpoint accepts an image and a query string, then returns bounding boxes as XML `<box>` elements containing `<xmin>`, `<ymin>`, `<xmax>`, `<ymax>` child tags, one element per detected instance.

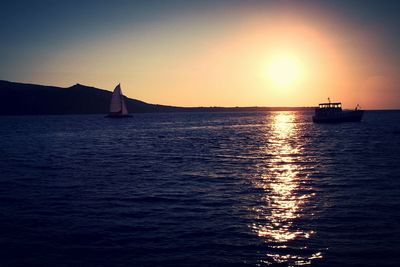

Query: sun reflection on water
<box><xmin>251</xmin><ymin>112</ymin><xmax>322</xmax><ymax>265</ymax></box>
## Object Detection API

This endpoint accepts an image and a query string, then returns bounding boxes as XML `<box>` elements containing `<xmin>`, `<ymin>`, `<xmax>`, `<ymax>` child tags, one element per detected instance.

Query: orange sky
<box><xmin>4</xmin><ymin>3</ymin><xmax>400</xmax><ymax>109</ymax></box>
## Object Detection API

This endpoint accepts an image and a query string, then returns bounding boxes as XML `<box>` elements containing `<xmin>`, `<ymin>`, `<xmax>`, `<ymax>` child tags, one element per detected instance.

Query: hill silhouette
<box><xmin>0</xmin><ymin>80</ymin><xmax>313</xmax><ymax>115</ymax></box>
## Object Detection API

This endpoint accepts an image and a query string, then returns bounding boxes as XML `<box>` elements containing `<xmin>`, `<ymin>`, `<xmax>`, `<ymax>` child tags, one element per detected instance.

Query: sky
<box><xmin>1</xmin><ymin>0</ymin><xmax>400</xmax><ymax>109</ymax></box>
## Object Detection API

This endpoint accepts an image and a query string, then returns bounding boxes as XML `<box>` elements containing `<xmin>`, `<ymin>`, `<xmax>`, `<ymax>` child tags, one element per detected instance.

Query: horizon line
<box><xmin>1</xmin><ymin>79</ymin><xmax>399</xmax><ymax>111</ymax></box>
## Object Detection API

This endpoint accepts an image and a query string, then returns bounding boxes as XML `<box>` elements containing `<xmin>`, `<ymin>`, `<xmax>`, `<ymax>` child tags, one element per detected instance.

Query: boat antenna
<box><xmin>328</xmin><ymin>97</ymin><xmax>331</xmax><ymax>104</ymax></box>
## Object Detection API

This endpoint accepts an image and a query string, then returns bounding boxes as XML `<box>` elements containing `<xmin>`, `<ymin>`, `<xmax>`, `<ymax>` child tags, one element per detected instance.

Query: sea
<box><xmin>0</xmin><ymin>111</ymin><xmax>399</xmax><ymax>267</ymax></box>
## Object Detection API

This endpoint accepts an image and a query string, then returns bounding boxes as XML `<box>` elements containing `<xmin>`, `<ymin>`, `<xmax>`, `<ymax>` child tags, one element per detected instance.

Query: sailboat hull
<box><xmin>105</xmin><ymin>113</ymin><xmax>132</xmax><ymax>118</ymax></box>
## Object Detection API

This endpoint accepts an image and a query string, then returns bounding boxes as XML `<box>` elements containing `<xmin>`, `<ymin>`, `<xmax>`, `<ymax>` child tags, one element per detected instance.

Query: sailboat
<box><xmin>106</xmin><ymin>84</ymin><xmax>132</xmax><ymax>118</ymax></box>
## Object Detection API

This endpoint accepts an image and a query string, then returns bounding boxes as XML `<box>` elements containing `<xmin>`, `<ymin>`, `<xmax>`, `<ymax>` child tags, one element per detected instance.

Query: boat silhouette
<box><xmin>312</xmin><ymin>99</ymin><xmax>363</xmax><ymax>123</ymax></box>
<box><xmin>106</xmin><ymin>84</ymin><xmax>132</xmax><ymax>118</ymax></box>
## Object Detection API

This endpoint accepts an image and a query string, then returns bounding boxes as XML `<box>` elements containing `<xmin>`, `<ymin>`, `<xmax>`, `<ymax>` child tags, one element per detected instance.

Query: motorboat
<box><xmin>312</xmin><ymin>100</ymin><xmax>363</xmax><ymax>123</ymax></box>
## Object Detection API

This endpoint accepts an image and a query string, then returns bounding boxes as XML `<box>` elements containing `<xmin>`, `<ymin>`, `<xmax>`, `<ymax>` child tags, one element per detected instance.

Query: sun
<box><xmin>266</xmin><ymin>53</ymin><xmax>303</xmax><ymax>88</ymax></box>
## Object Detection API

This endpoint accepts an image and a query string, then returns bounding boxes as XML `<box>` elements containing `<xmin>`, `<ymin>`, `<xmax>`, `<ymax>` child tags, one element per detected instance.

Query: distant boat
<box><xmin>312</xmin><ymin>99</ymin><xmax>364</xmax><ymax>123</ymax></box>
<box><xmin>106</xmin><ymin>84</ymin><xmax>132</xmax><ymax>118</ymax></box>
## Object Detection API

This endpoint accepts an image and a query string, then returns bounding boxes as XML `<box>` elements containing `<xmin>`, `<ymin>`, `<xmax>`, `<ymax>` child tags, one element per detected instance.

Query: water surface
<box><xmin>0</xmin><ymin>111</ymin><xmax>399</xmax><ymax>266</ymax></box>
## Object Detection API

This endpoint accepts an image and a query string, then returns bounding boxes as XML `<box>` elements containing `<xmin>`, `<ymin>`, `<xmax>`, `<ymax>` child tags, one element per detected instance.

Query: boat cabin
<box><xmin>314</xmin><ymin>102</ymin><xmax>342</xmax><ymax>118</ymax></box>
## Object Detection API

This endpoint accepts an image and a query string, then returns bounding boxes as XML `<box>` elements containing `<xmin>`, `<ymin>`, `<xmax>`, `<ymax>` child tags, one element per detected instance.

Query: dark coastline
<box><xmin>0</xmin><ymin>80</ymin><xmax>315</xmax><ymax>115</ymax></box>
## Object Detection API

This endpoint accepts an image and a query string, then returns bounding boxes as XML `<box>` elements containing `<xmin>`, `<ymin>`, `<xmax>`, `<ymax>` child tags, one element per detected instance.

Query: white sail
<box><xmin>108</xmin><ymin>84</ymin><xmax>130</xmax><ymax>117</ymax></box>
<box><xmin>109</xmin><ymin>84</ymin><xmax>122</xmax><ymax>113</ymax></box>
<box><xmin>121</xmin><ymin>95</ymin><xmax>128</xmax><ymax>115</ymax></box>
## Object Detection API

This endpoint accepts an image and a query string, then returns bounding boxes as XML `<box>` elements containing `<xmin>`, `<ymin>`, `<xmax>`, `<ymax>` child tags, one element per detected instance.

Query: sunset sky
<box><xmin>1</xmin><ymin>0</ymin><xmax>400</xmax><ymax>109</ymax></box>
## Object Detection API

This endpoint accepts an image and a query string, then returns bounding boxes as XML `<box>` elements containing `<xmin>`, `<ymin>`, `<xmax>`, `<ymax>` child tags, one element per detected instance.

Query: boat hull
<box><xmin>312</xmin><ymin>110</ymin><xmax>364</xmax><ymax>123</ymax></box>
<box><xmin>105</xmin><ymin>114</ymin><xmax>132</xmax><ymax>118</ymax></box>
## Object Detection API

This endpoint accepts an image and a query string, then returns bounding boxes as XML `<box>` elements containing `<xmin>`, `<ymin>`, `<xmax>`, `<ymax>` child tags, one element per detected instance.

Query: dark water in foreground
<box><xmin>0</xmin><ymin>111</ymin><xmax>399</xmax><ymax>266</ymax></box>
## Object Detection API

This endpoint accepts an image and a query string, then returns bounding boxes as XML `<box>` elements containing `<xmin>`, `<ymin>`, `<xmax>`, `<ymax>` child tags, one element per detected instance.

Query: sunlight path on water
<box><xmin>251</xmin><ymin>112</ymin><xmax>322</xmax><ymax>265</ymax></box>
